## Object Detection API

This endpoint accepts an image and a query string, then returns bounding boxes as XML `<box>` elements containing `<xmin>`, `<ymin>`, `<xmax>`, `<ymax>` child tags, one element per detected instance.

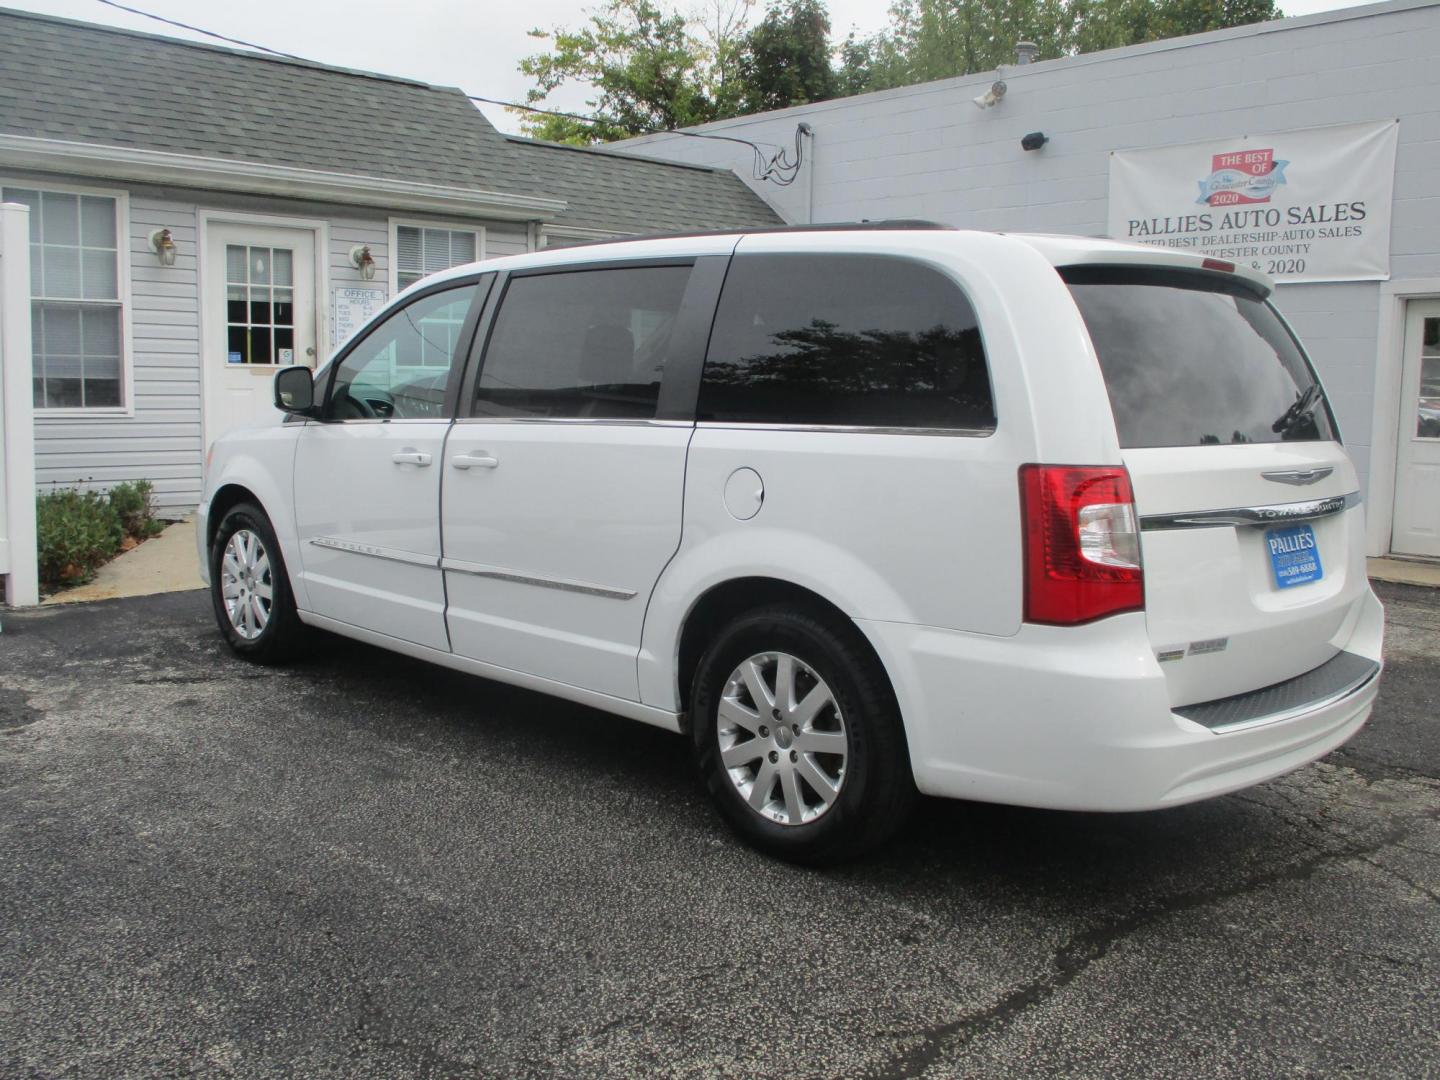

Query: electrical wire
<box><xmin>467</xmin><ymin>96</ymin><xmax>805</xmax><ymax>185</ymax></box>
<box><xmin>91</xmin><ymin>0</ymin><xmax>808</xmax><ymax>185</ymax></box>
<box><xmin>93</xmin><ymin>0</ymin><xmax>308</xmax><ymax>60</ymax></box>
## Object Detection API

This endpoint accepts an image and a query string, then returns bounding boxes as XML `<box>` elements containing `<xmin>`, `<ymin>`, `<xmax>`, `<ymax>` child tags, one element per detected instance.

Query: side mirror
<box><xmin>274</xmin><ymin>365</ymin><xmax>317</xmax><ymax>416</ymax></box>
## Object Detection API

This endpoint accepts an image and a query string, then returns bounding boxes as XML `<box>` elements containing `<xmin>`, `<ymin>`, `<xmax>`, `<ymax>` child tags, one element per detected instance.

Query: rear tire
<box><xmin>691</xmin><ymin>605</ymin><xmax>916</xmax><ymax>865</ymax></box>
<box><xmin>209</xmin><ymin>503</ymin><xmax>306</xmax><ymax>664</ymax></box>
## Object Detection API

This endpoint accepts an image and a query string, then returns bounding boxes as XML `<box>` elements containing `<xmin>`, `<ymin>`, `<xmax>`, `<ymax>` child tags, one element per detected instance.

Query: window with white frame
<box><xmin>394</xmin><ymin>224</ymin><xmax>478</xmax><ymax>290</ymax></box>
<box><xmin>3</xmin><ymin>187</ymin><xmax>124</xmax><ymax>409</ymax></box>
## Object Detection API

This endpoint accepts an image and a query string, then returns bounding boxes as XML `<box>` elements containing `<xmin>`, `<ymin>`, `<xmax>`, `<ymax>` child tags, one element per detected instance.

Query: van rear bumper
<box><xmin>855</xmin><ymin>588</ymin><xmax>1383</xmax><ymax>812</ymax></box>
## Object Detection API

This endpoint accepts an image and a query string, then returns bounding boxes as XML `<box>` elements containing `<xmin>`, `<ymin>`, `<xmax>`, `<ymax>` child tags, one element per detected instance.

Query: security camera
<box><xmin>972</xmin><ymin>80</ymin><xmax>1007</xmax><ymax>109</ymax></box>
<box><xmin>1021</xmin><ymin>131</ymin><xmax>1049</xmax><ymax>151</ymax></box>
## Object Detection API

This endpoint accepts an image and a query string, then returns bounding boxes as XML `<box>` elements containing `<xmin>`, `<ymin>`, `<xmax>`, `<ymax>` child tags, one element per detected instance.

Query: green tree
<box><xmin>703</xmin><ymin>0</ymin><xmax>757</xmax><ymax>120</ymax></box>
<box><xmin>842</xmin><ymin>0</ymin><xmax>1278</xmax><ymax>92</ymax></box>
<box><xmin>518</xmin><ymin>0</ymin><xmax>843</xmax><ymax>143</ymax></box>
<box><xmin>517</xmin><ymin>0</ymin><xmax>1283</xmax><ymax>143</ymax></box>
<box><xmin>738</xmin><ymin>0</ymin><xmax>838</xmax><ymax>113</ymax></box>
<box><xmin>518</xmin><ymin>0</ymin><xmax>718</xmax><ymax>143</ymax></box>
<box><xmin>841</xmin><ymin>0</ymin><xmax>1073</xmax><ymax>92</ymax></box>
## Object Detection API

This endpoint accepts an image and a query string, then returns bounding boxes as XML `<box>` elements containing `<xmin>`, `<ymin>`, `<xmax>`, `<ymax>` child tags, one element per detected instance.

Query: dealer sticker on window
<box><xmin>1266</xmin><ymin>523</ymin><xmax>1323</xmax><ymax>589</ymax></box>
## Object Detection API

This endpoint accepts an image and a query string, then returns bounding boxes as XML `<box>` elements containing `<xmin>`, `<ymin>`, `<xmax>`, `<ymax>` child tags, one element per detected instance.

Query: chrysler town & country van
<box><xmin>198</xmin><ymin>225</ymin><xmax>1384</xmax><ymax>862</ymax></box>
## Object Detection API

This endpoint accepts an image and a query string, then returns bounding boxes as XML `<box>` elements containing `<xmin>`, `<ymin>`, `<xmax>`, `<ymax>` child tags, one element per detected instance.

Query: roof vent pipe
<box><xmin>1015</xmin><ymin>41</ymin><xmax>1038</xmax><ymax>65</ymax></box>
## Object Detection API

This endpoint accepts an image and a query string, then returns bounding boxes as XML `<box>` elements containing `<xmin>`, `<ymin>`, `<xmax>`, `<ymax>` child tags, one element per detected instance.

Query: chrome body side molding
<box><xmin>439</xmin><ymin>557</ymin><xmax>637</xmax><ymax>600</ymax></box>
<box><xmin>1141</xmin><ymin>491</ymin><xmax>1360</xmax><ymax>532</ymax></box>
<box><xmin>309</xmin><ymin>536</ymin><xmax>439</xmax><ymax>568</ymax></box>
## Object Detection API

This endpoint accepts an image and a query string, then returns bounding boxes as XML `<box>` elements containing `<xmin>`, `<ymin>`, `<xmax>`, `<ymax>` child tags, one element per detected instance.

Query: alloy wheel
<box><xmin>716</xmin><ymin>651</ymin><xmax>849</xmax><ymax>826</ymax></box>
<box><xmin>220</xmin><ymin>528</ymin><xmax>274</xmax><ymax>640</ymax></box>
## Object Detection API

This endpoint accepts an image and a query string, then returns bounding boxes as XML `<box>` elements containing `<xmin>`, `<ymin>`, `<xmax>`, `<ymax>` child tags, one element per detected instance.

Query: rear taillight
<box><xmin>1019</xmin><ymin>464</ymin><xmax>1144</xmax><ymax>625</ymax></box>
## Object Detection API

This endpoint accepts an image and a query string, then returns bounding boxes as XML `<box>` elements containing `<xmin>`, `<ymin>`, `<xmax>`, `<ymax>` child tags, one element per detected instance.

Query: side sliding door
<box><xmin>442</xmin><ymin>254</ymin><xmax>728</xmax><ymax>701</ymax></box>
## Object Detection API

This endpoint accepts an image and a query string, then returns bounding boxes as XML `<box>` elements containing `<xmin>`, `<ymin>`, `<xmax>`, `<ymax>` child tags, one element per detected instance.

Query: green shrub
<box><xmin>35</xmin><ymin>488</ymin><xmax>125</xmax><ymax>587</ymax></box>
<box><xmin>108</xmin><ymin>480</ymin><xmax>163</xmax><ymax>540</ymax></box>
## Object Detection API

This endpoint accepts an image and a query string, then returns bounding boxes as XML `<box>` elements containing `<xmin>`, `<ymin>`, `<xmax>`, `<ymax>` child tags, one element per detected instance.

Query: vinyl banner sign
<box><xmin>1108</xmin><ymin>120</ymin><xmax>1399</xmax><ymax>284</ymax></box>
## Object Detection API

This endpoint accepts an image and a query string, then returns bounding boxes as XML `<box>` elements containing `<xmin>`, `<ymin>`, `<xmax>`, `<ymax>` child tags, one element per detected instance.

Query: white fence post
<box><xmin>0</xmin><ymin>200</ymin><xmax>39</xmax><ymax>608</ymax></box>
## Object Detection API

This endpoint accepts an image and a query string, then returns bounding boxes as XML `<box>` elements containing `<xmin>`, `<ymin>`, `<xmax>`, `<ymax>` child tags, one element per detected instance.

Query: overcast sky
<box><xmin>13</xmin><ymin>0</ymin><xmax>1374</xmax><ymax>134</ymax></box>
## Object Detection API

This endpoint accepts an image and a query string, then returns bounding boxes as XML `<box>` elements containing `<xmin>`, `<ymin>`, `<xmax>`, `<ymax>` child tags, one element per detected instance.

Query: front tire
<box><xmin>691</xmin><ymin>605</ymin><xmax>915</xmax><ymax>864</ymax></box>
<box><xmin>209</xmin><ymin>503</ymin><xmax>306</xmax><ymax>664</ymax></box>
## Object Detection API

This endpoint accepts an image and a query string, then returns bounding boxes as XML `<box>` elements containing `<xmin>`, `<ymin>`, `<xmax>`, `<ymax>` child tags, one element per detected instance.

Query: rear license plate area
<box><xmin>1266</xmin><ymin>523</ymin><xmax>1323</xmax><ymax>589</ymax></box>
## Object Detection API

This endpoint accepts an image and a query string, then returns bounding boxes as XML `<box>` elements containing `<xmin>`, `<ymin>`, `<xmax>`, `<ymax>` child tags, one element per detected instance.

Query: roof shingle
<box><xmin>0</xmin><ymin>6</ymin><xmax>781</xmax><ymax>233</ymax></box>
<box><xmin>509</xmin><ymin>138</ymin><xmax>782</xmax><ymax>234</ymax></box>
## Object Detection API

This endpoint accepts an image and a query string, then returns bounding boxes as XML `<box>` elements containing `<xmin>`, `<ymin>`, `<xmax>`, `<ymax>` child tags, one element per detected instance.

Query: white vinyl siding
<box><xmin>3</xmin><ymin>184</ymin><xmax>126</xmax><ymax>410</ymax></box>
<box><xmin>23</xmin><ymin>185</ymin><xmax>526</xmax><ymax>514</ymax></box>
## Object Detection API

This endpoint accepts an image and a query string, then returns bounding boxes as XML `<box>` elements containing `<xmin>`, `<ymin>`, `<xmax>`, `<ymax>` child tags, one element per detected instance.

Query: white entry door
<box><xmin>1393</xmin><ymin>300</ymin><xmax>1440</xmax><ymax>557</ymax></box>
<box><xmin>203</xmin><ymin>222</ymin><xmax>317</xmax><ymax>444</ymax></box>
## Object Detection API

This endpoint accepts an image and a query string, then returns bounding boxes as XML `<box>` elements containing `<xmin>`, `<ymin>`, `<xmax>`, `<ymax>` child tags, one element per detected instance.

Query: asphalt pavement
<box><xmin>1</xmin><ymin>582</ymin><xmax>1436</xmax><ymax>1078</ymax></box>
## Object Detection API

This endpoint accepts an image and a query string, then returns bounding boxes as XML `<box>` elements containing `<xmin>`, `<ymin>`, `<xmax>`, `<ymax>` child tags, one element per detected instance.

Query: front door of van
<box><xmin>292</xmin><ymin>278</ymin><xmax>485</xmax><ymax>651</ymax></box>
<box><xmin>203</xmin><ymin>223</ymin><xmax>317</xmax><ymax>445</ymax></box>
<box><xmin>441</xmin><ymin>260</ymin><xmax>724</xmax><ymax>701</ymax></box>
<box><xmin>1392</xmin><ymin>299</ymin><xmax>1440</xmax><ymax>557</ymax></box>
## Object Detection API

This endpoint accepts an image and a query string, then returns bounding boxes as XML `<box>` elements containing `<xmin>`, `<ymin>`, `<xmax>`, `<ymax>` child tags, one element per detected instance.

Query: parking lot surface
<box><xmin>2</xmin><ymin>583</ymin><xmax>1437</xmax><ymax>1078</ymax></box>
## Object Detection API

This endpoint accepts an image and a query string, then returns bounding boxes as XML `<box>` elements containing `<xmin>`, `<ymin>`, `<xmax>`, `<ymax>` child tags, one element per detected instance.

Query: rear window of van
<box><xmin>1062</xmin><ymin>266</ymin><xmax>1336</xmax><ymax>448</ymax></box>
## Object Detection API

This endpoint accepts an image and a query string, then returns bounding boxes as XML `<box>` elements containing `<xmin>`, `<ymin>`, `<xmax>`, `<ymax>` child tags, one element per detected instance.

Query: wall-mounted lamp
<box><xmin>1021</xmin><ymin>131</ymin><xmax>1049</xmax><ymax>151</ymax></box>
<box><xmin>973</xmin><ymin>80</ymin><xmax>1007</xmax><ymax>109</ymax></box>
<box><xmin>349</xmin><ymin>243</ymin><xmax>377</xmax><ymax>281</ymax></box>
<box><xmin>148</xmin><ymin>228</ymin><xmax>177</xmax><ymax>267</ymax></box>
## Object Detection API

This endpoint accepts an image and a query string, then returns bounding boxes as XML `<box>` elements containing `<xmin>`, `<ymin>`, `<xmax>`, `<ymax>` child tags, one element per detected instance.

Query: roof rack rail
<box><xmin>563</xmin><ymin>219</ymin><xmax>955</xmax><ymax>249</ymax></box>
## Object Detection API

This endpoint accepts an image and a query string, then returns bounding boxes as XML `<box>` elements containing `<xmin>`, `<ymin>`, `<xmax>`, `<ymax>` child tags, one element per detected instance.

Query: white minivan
<box><xmin>199</xmin><ymin>224</ymin><xmax>1383</xmax><ymax>863</ymax></box>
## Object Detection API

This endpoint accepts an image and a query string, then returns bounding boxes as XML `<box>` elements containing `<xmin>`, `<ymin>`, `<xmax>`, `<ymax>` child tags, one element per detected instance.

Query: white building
<box><xmin>0</xmin><ymin>8</ymin><xmax>779</xmax><ymax>515</ymax></box>
<box><xmin>618</xmin><ymin>0</ymin><xmax>1440</xmax><ymax>559</ymax></box>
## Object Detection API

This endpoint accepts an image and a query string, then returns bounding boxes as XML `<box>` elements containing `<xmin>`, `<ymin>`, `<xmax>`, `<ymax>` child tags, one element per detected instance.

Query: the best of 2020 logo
<box><xmin>1196</xmin><ymin>147</ymin><xmax>1290</xmax><ymax>206</ymax></box>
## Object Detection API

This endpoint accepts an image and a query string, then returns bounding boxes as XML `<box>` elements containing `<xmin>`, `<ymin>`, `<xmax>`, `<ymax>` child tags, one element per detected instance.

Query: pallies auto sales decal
<box><xmin>1108</xmin><ymin>120</ymin><xmax>1399</xmax><ymax>283</ymax></box>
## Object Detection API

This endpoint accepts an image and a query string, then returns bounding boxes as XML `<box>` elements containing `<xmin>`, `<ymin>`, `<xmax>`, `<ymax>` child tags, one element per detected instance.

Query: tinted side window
<box><xmin>698</xmin><ymin>254</ymin><xmax>995</xmax><ymax>431</ymax></box>
<box><xmin>327</xmin><ymin>281</ymin><xmax>482</xmax><ymax>420</ymax></box>
<box><xmin>474</xmin><ymin>265</ymin><xmax>691</xmax><ymax>419</ymax></box>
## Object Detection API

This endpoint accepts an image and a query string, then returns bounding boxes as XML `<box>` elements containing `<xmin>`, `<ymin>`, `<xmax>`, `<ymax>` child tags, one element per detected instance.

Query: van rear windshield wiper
<box><xmin>1272</xmin><ymin>384</ymin><xmax>1322</xmax><ymax>436</ymax></box>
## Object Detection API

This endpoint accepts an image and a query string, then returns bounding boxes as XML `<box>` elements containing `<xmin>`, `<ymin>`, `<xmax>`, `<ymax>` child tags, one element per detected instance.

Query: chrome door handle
<box><xmin>451</xmin><ymin>453</ymin><xmax>499</xmax><ymax>470</ymax></box>
<box><xmin>392</xmin><ymin>451</ymin><xmax>432</xmax><ymax>466</ymax></box>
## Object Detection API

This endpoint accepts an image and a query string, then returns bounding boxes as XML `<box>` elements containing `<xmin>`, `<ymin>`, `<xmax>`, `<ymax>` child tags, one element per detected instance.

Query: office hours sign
<box><xmin>330</xmin><ymin>287</ymin><xmax>388</xmax><ymax>349</ymax></box>
<box><xmin>1108</xmin><ymin>120</ymin><xmax>1399</xmax><ymax>283</ymax></box>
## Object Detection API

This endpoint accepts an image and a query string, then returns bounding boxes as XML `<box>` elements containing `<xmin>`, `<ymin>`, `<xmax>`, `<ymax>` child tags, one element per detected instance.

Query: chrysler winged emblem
<box><xmin>1261</xmin><ymin>468</ymin><xmax>1333</xmax><ymax>486</ymax></box>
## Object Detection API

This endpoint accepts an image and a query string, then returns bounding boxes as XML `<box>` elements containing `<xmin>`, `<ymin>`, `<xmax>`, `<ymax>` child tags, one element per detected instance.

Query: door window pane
<box><xmin>1420</xmin><ymin>316</ymin><xmax>1440</xmax><ymax>439</ymax></box>
<box><xmin>396</xmin><ymin>225</ymin><xmax>479</xmax><ymax>290</ymax></box>
<box><xmin>699</xmin><ymin>255</ymin><xmax>995</xmax><ymax>431</ymax></box>
<box><xmin>225</xmin><ymin>244</ymin><xmax>297</xmax><ymax>365</ymax></box>
<box><xmin>272</xmin><ymin>249</ymin><xmax>293</xmax><ymax>286</ymax></box>
<box><xmin>473</xmin><ymin>266</ymin><xmax>691</xmax><ymax>420</ymax></box>
<box><xmin>329</xmin><ymin>282</ymin><xmax>481</xmax><ymax>420</ymax></box>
